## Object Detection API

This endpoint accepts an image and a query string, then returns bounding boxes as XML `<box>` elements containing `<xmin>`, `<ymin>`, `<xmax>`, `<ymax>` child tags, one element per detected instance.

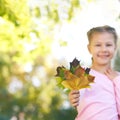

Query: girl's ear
<box><xmin>115</xmin><ymin>45</ymin><xmax>117</xmax><ymax>50</ymax></box>
<box><xmin>87</xmin><ymin>44</ymin><xmax>91</xmax><ymax>53</ymax></box>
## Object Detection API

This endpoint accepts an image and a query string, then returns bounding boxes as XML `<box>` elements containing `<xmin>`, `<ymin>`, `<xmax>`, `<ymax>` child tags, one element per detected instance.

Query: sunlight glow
<box><xmin>8</xmin><ymin>77</ymin><xmax>23</xmax><ymax>93</ymax></box>
<box><xmin>52</xmin><ymin>0</ymin><xmax>120</xmax><ymax>66</ymax></box>
<box><xmin>31</xmin><ymin>76</ymin><xmax>41</xmax><ymax>87</ymax></box>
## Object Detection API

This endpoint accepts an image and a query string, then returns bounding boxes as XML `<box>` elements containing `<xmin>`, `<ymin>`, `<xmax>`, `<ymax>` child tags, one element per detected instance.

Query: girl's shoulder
<box><xmin>115</xmin><ymin>70</ymin><xmax>120</xmax><ymax>75</ymax></box>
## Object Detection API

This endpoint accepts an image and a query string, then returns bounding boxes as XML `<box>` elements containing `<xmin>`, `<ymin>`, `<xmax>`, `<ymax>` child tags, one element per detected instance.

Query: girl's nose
<box><xmin>101</xmin><ymin>45</ymin><xmax>107</xmax><ymax>51</ymax></box>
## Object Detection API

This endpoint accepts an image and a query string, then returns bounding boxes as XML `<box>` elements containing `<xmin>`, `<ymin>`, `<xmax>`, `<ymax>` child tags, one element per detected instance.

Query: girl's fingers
<box><xmin>105</xmin><ymin>68</ymin><xmax>111</xmax><ymax>74</ymax></box>
<box><xmin>71</xmin><ymin>97</ymin><xmax>79</xmax><ymax>103</ymax></box>
<box><xmin>105</xmin><ymin>68</ymin><xmax>119</xmax><ymax>80</ymax></box>
<box><xmin>72</xmin><ymin>102</ymin><xmax>79</xmax><ymax>107</ymax></box>
<box><xmin>71</xmin><ymin>97</ymin><xmax>79</xmax><ymax>107</ymax></box>
<box><xmin>69</xmin><ymin>90</ymin><xmax>80</xmax><ymax>107</ymax></box>
<box><xmin>69</xmin><ymin>90</ymin><xmax>80</xmax><ymax>99</ymax></box>
<box><xmin>71</xmin><ymin>90</ymin><xmax>79</xmax><ymax>94</ymax></box>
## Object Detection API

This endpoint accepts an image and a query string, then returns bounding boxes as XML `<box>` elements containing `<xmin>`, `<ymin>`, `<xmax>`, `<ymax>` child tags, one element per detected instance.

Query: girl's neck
<box><xmin>91</xmin><ymin>63</ymin><xmax>111</xmax><ymax>74</ymax></box>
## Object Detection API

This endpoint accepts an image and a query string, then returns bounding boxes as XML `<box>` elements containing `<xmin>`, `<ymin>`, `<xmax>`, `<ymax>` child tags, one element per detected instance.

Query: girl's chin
<box><xmin>95</xmin><ymin>59</ymin><xmax>111</xmax><ymax>65</ymax></box>
<box><xmin>98</xmin><ymin>61</ymin><xmax>110</xmax><ymax>66</ymax></box>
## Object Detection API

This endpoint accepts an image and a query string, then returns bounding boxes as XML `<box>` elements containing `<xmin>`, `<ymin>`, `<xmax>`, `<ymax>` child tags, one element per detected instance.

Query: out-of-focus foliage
<box><xmin>114</xmin><ymin>50</ymin><xmax>120</xmax><ymax>71</ymax></box>
<box><xmin>114</xmin><ymin>41</ymin><xmax>120</xmax><ymax>71</ymax></box>
<box><xmin>0</xmin><ymin>0</ymin><xmax>84</xmax><ymax>119</ymax></box>
<box><xmin>29</xmin><ymin>0</ymin><xmax>81</xmax><ymax>22</ymax></box>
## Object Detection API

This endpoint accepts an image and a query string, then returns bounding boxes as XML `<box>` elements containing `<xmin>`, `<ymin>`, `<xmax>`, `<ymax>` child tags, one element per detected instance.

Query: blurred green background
<box><xmin>0</xmin><ymin>0</ymin><xmax>120</xmax><ymax>120</ymax></box>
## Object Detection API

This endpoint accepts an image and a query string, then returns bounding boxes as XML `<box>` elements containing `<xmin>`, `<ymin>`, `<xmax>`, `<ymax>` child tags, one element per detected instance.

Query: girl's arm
<box><xmin>112</xmin><ymin>76</ymin><xmax>120</xmax><ymax>116</ymax></box>
<box><xmin>105</xmin><ymin>69</ymin><xmax>120</xmax><ymax>116</ymax></box>
<box><xmin>68</xmin><ymin>90</ymin><xmax>80</xmax><ymax>107</ymax></box>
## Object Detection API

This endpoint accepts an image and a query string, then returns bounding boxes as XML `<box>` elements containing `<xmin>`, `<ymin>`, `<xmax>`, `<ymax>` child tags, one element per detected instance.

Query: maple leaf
<box><xmin>55</xmin><ymin>66</ymin><xmax>66</xmax><ymax>80</ymax></box>
<box><xmin>70</xmin><ymin>58</ymin><xmax>80</xmax><ymax>73</ymax></box>
<box><xmin>61</xmin><ymin>71</ymin><xmax>91</xmax><ymax>90</ymax></box>
<box><xmin>85</xmin><ymin>68</ymin><xmax>91</xmax><ymax>74</ymax></box>
<box><xmin>87</xmin><ymin>74</ymin><xmax>95</xmax><ymax>83</ymax></box>
<box><xmin>74</xmin><ymin>66</ymin><xmax>85</xmax><ymax>77</ymax></box>
<box><xmin>55</xmin><ymin>58</ymin><xmax>95</xmax><ymax>90</ymax></box>
<box><xmin>61</xmin><ymin>67</ymin><xmax>94</xmax><ymax>90</ymax></box>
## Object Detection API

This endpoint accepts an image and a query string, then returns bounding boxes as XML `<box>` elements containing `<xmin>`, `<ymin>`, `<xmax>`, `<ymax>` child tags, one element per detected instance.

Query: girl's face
<box><xmin>88</xmin><ymin>32</ymin><xmax>116</xmax><ymax>66</ymax></box>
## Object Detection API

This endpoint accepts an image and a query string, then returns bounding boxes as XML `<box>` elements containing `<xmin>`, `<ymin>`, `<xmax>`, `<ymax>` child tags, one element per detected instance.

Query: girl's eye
<box><xmin>106</xmin><ymin>44</ymin><xmax>112</xmax><ymax>46</ymax></box>
<box><xmin>95</xmin><ymin>44</ymin><xmax>101</xmax><ymax>47</ymax></box>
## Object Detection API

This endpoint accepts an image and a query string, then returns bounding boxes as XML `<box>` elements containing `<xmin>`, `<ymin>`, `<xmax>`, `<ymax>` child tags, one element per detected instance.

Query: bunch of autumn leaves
<box><xmin>55</xmin><ymin>58</ymin><xmax>95</xmax><ymax>90</ymax></box>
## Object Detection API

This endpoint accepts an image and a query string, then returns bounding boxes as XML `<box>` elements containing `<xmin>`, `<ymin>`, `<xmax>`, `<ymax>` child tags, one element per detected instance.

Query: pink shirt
<box><xmin>75</xmin><ymin>69</ymin><xmax>120</xmax><ymax>120</ymax></box>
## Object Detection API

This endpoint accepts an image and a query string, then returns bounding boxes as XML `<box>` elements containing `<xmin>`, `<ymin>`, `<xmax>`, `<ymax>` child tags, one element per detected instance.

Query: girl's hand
<box><xmin>104</xmin><ymin>68</ymin><xmax>119</xmax><ymax>80</ymax></box>
<box><xmin>68</xmin><ymin>90</ymin><xmax>80</xmax><ymax>108</ymax></box>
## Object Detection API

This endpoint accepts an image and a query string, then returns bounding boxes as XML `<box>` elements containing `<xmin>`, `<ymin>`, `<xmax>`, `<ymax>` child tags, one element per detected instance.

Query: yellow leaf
<box><xmin>61</xmin><ymin>70</ymin><xmax>94</xmax><ymax>90</ymax></box>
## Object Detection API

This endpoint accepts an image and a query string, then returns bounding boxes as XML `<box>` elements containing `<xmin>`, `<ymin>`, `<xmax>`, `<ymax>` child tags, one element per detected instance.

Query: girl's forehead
<box><xmin>90</xmin><ymin>32</ymin><xmax>115</xmax><ymax>42</ymax></box>
<box><xmin>92</xmin><ymin>32</ymin><xmax>114</xmax><ymax>37</ymax></box>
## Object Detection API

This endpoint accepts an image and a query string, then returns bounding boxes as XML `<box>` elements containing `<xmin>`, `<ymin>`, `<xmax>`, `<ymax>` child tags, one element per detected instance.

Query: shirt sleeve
<box><xmin>113</xmin><ymin>76</ymin><xmax>120</xmax><ymax>116</ymax></box>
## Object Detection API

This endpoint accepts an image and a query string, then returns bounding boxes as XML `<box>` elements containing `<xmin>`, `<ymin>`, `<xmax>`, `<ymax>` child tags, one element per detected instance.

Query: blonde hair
<box><xmin>87</xmin><ymin>25</ymin><xmax>118</xmax><ymax>44</ymax></box>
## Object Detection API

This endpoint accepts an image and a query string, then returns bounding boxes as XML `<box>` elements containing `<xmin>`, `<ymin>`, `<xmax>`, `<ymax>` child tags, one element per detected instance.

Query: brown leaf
<box><xmin>70</xmin><ymin>58</ymin><xmax>80</xmax><ymax>68</ymax></box>
<box><xmin>88</xmin><ymin>74</ymin><xmax>95</xmax><ymax>83</ymax></box>
<box><xmin>74</xmin><ymin>66</ymin><xmax>85</xmax><ymax>77</ymax></box>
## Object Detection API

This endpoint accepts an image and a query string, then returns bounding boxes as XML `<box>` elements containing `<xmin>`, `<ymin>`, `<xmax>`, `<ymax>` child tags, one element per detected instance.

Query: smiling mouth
<box><xmin>98</xmin><ymin>55</ymin><xmax>109</xmax><ymax>58</ymax></box>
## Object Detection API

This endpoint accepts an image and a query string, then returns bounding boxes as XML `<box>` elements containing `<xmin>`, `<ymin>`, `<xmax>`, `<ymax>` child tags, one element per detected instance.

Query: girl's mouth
<box><xmin>98</xmin><ymin>54</ymin><xmax>109</xmax><ymax>58</ymax></box>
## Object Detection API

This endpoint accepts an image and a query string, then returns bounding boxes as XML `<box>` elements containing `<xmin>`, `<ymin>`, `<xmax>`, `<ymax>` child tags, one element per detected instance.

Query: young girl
<box><xmin>69</xmin><ymin>25</ymin><xmax>120</xmax><ymax>120</ymax></box>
